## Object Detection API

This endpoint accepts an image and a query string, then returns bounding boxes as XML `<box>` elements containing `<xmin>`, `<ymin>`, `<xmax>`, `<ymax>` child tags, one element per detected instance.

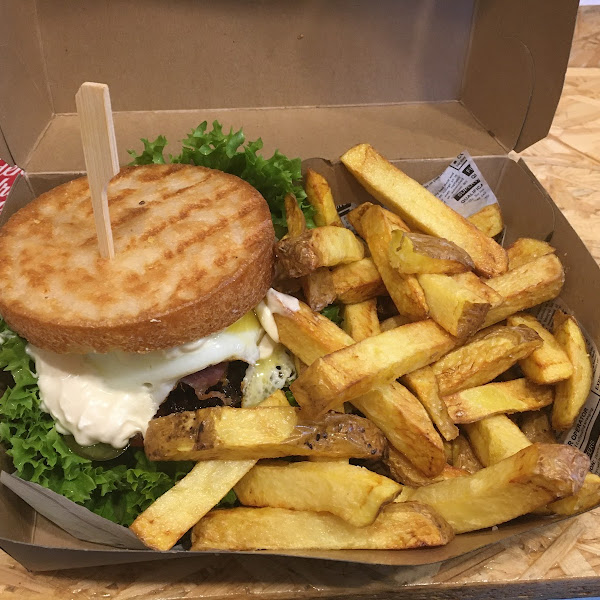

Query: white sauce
<box><xmin>255</xmin><ymin>289</ymin><xmax>300</xmax><ymax>345</ymax></box>
<box><xmin>27</xmin><ymin>312</ymin><xmax>263</xmax><ymax>448</ymax></box>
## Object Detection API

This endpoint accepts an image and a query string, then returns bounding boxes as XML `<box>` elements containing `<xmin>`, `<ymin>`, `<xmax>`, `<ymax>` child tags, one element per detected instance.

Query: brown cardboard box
<box><xmin>1</xmin><ymin>0</ymin><xmax>595</xmax><ymax>572</ymax></box>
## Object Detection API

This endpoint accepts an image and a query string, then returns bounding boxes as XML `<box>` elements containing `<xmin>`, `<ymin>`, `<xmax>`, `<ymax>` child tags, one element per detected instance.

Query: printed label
<box><xmin>0</xmin><ymin>160</ymin><xmax>24</xmax><ymax>215</ymax></box>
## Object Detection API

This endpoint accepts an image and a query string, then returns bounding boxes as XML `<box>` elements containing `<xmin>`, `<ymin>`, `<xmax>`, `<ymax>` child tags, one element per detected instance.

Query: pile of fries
<box><xmin>130</xmin><ymin>143</ymin><xmax>595</xmax><ymax>553</ymax></box>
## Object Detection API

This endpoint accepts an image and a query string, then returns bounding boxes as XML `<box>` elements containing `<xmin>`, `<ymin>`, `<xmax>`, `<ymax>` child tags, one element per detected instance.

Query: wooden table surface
<box><xmin>3</xmin><ymin>8</ymin><xmax>600</xmax><ymax>600</ymax></box>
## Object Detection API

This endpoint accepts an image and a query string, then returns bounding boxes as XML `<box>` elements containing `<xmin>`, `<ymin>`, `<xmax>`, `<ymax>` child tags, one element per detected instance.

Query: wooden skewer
<box><xmin>75</xmin><ymin>82</ymin><xmax>119</xmax><ymax>259</ymax></box>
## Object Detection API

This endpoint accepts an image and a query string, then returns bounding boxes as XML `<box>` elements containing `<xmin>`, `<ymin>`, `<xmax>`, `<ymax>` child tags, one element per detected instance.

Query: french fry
<box><xmin>304</xmin><ymin>168</ymin><xmax>343</xmax><ymax>227</ymax></box>
<box><xmin>417</xmin><ymin>273</ymin><xmax>490</xmax><ymax>338</ymax></box>
<box><xmin>402</xmin><ymin>366</ymin><xmax>459</xmax><ymax>441</ymax></box>
<box><xmin>397</xmin><ymin>443</ymin><xmax>589</xmax><ymax>533</ymax></box>
<box><xmin>353</xmin><ymin>381</ymin><xmax>446</xmax><ymax>477</ymax></box>
<box><xmin>191</xmin><ymin>502</ymin><xmax>454</xmax><ymax>550</ymax></box>
<box><xmin>481</xmin><ymin>254</ymin><xmax>565</xmax><ymax>327</ymax></box>
<box><xmin>507</xmin><ymin>237</ymin><xmax>555</xmax><ymax>271</ymax></box>
<box><xmin>451</xmin><ymin>434</ymin><xmax>483</xmax><ymax>474</ymax></box>
<box><xmin>274</xmin><ymin>299</ymin><xmax>354</xmax><ymax>365</ymax></box>
<box><xmin>234</xmin><ymin>461</ymin><xmax>400</xmax><ymax>527</ymax></box>
<box><xmin>258</xmin><ymin>389</ymin><xmax>291</xmax><ymax>408</ymax></box>
<box><xmin>467</xmin><ymin>203</ymin><xmax>504</xmax><ymax>238</ymax></box>
<box><xmin>343</xmin><ymin>299</ymin><xmax>380</xmax><ymax>341</ymax></box>
<box><xmin>443</xmin><ymin>378</ymin><xmax>554</xmax><ymax>424</ymax></box>
<box><xmin>284</xmin><ymin>193</ymin><xmax>307</xmax><ymax>237</ymax></box>
<box><xmin>291</xmin><ymin>320</ymin><xmax>455</xmax><ymax>416</ymax></box>
<box><xmin>331</xmin><ymin>257</ymin><xmax>387</xmax><ymax>304</ymax></box>
<box><xmin>144</xmin><ymin>407</ymin><xmax>386</xmax><ymax>461</ymax></box>
<box><xmin>451</xmin><ymin>271</ymin><xmax>503</xmax><ymax>308</ymax></box>
<box><xmin>385</xmin><ymin>446</ymin><xmax>467</xmax><ymax>487</ymax></box>
<box><xmin>340</xmin><ymin>143</ymin><xmax>508</xmax><ymax>277</ymax></box>
<box><xmin>388</xmin><ymin>230</ymin><xmax>474</xmax><ymax>274</ymax></box>
<box><xmin>507</xmin><ymin>313</ymin><xmax>573</xmax><ymax>384</ymax></box>
<box><xmin>464</xmin><ymin>414</ymin><xmax>532</xmax><ymax>466</ymax></box>
<box><xmin>380</xmin><ymin>314</ymin><xmax>412</xmax><ymax>331</ymax></box>
<box><xmin>347</xmin><ymin>202</ymin><xmax>410</xmax><ymax>239</ymax></box>
<box><xmin>301</xmin><ymin>268</ymin><xmax>336</xmax><ymax>312</ymax></box>
<box><xmin>131</xmin><ymin>459</ymin><xmax>256</xmax><ymax>551</ymax></box>
<box><xmin>552</xmin><ymin>311</ymin><xmax>593</xmax><ymax>431</ymax></box>
<box><xmin>519</xmin><ymin>410</ymin><xmax>556</xmax><ymax>444</ymax></box>
<box><xmin>432</xmin><ymin>325</ymin><xmax>542</xmax><ymax>395</ymax></box>
<box><xmin>276</xmin><ymin>226</ymin><xmax>364</xmax><ymax>278</ymax></box>
<box><xmin>546</xmin><ymin>473</ymin><xmax>600</xmax><ymax>516</ymax></box>
<box><xmin>361</xmin><ymin>205</ymin><xmax>429</xmax><ymax>320</ymax></box>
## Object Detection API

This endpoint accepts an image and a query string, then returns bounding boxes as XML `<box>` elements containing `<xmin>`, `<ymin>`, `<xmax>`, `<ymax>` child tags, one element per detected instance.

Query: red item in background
<box><xmin>0</xmin><ymin>160</ymin><xmax>24</xmax><ymax>215</ymax></box>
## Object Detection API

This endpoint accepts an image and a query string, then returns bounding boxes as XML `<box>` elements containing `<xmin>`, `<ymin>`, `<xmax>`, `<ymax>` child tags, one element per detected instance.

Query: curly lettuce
<box><xmin>128</xmin><ymin>120</ymin><xmax>315</xmax><ymax>237</ymax></box>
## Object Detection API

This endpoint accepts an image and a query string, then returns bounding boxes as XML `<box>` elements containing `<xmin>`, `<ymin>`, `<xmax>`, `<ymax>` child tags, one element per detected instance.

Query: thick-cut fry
<box><xmin>418</xmin><ymin>273</ymin><xmax>490</xmax><ymax>338</ymax></box>
<box><xmin>348</xmin><ymin>202</ymin><xmax>410</xmax><ymax>239</ymax></box>
<box><xmin>385</xmin><ymin>446</ymin><xmax>467</xmax><ymax>487</ymax></box>
<box><xmin>467</xmin><ymin>203</ymin><xmax>504</xmax><ymax>238</ymax></box>
<box><xmin>519</xmin><ymin>410</ymin><xmax>556</xmax><ymax>444</ymax></box>
<box><xmin>234</xmin><ymin>461</ymin><xmax>400</xmax><ymax>527</ymax></box>
<box><xmin>191</xmin><ymin>502</ymin><xmax>454</xmax><ymax>551</ymax></box>
<box><xmin>291</xmin><ymin>320</ymin><xmax>455</xmax><ymax>416</ymax></box>
<box><xmin>340</xmin><ymin>143</ymin><xmax>508</xmax><ymax>277</ymax></box>
<box><xmin>145</xmin><ymin>407</ymin><xmax>386</xmax><ymax>461</ymax></box>
<box><xmin>258</xmin><ymin>389</ymin><xmax>291</xmax><ymax>408</ymax></box>
<box><xmin>353</xmin><ymin>381</ymin><xmax>446</xmax><ymax>477</ymax></box>
<box><xmin>343</xmin><ymin>299</ymin><xmax>380</xmax><ymax>342</ymax></box>
<box><xmin>443</xmin><ymin>378</ymin><xmax>554</xmax><ymax>424</ymax></box>
<box><xmin>482</xmin><ymin>254</ymin><xmax>565</xmax><ymax>327</ymax></box>
<box><xmin>131</xmin><ymin>459</ymin><xmax>256</xmax><ymax>551</ymax></box>
<box><xmin>432</xmin><ymin>325</ymin><xmax>542</xmax><ymax>395</ymax></box>
<box><xmin>304</xmin><ymin>168</ymin><xmax>343</xmax><ymax>227</ymax></box>
<box><xmin>398</xmin><ymin>443</ymin><xmax>589</xmax><ymax>533</ymax></box>
<box><xmin>546</xmin><ymin>474</ymin><xmax>600</xmax><ymax>516</ymax></box>
<box><xmin>284</xmin><ymin>193</ymin><xmax>307</xmax><ymax>237</ymax></box>
<box><xmin>331</xmin><ymin>257</ymin><xmax>387</xmax><ymax>304</ymax></box>
<box><xmin>389</xmin><ymin>231</ymin><xmax>474</xmax><ymax>274</ymax></box>
<box><xmin>451</xmin><ymin>434</ymin><xmax>483</xmax><ymax>474</ymax></box>
<box><xmin>402</xmin><ymin>366</ymin><xmax>459</xmax><ymax>441</ymax></box>
<box><xmin>274</xmin><ymin>299</ymin><xmax>354</xmax><ymax>365</ymax></box>
<box><xmin>276</xmin><ymin>226</ymin><xmax>364</xmax><ymax>278</ymax></box>
<box><xmin>507</xmin><ymin>313</ymin><xmax>573</xmax><ymax>384</ymax></box>
<box><xmin>361</xmin><ymin>205</ymin><xmax>428</xmax><ymax>320</ymax></box>
<box><xmin>552</xmin><ymin>311</ymin><xmax>593</xmax><ymax>431</ymax></box>
<box><xmin>301</xmin><ymin>268</ymin><xmax>336</xmax><ymax>312</ymax></box>
<box><xmin>380</xmin><ymin>314</ymin><xmax>412</xmax><ymax>331</ymax></box>
<box><xmin>464</xmin><ymin>415</ymin><xmax>532</xmax><ymax>466</ymax></box>
<box><xmin>507</xmin><ymin>237</ymin><xmax>555</xmax><ymax>271</ymax></box>
<box><xmin>451</xmin><ymin>271</ymin><xmax>503</xmax><ymax>308</ymax></box>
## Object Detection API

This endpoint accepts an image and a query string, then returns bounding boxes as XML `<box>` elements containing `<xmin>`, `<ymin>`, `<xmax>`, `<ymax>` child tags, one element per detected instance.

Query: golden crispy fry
<box><xmin>451</xmin><ymin>434</ymin><xmax>483</xmax><ymax>474</ymax></box>
<box><xmin>361</xmin><ymin>205</ymin><xmax>428</xmax><ymax>320</ymax></box>
<box><xmin>131</xmin><ymin>459</ymin><xmax>256</xmax><ymax>550</ymax></box>
<box><xmin>402</xmin><ymin>366</ymin><xmax>459</xmax><ymax>441</ymax></box>
<box><xmin>145</xmin><ymin>407</ymin><xmax>386</xmax><ymax>461</ymax></box>
<box><xmin>348</xmin><ymin>202</ymin><xmax>410</xmax><ymax>239</ymax></box>
<box><xmin>385</xmin><ymin>446</ymin><xmax>467</xmax><ymax>487</ymax></box>
<box><xmin>444</xmin><ymin>378</ymin><xmax>554</xmax><ymax>424</ymax></box>
<box><xmin>274</xmin><ymin>299</ymin><xmax>354</xmax><ymax>366</ymax></box>
<box><xmin>340</xmin><ymin>144</ymin><xmax>507</xmax><ymax>277</ymax></box>
<box><xmin>389</xmin><ymin>230</ymin><xmax>474</xmax><ymax>274</ymax></box>
<box><xmin>552</xmin><ymin>312</ymin><xmax>593</xmax><ymax>431</ymax></box>
<box><xmin>191</xmin><ymin>502</ymin><xmax>453</xmax><ymax>551</ymax></box>
<box><xmin>234</xmin><ymin>461</ymin><xmax>400</xmax><ymax>527</ymax></box>
<box><xmin>291</xmin><ymin>320</ymin><xmax>455</xmax><ymax>417</ymax></box>
<box><xmin>380</xmin><ymin>314</ymin><xmax>413</xmax><ymax>331</ymax></box>
<box><xmin>507</xmin><ymin>313</ymin><xmax>573</xmax><ymax>384</ymax></box>
<box><xmin>546</xmin><ymin>473</ymin><xmax>600</xmax><ymax>516</ymax></box>
<box><xmin>467</xmin><ymin>203</ymin><xmax>504</xmax><ymax>237</ymax></box>
<box><xmin>418</xmin><ymin>273</ymin><xmax>490</xmax><ymax>338</ymax></box>
<box><xmin>258</xmin><ymin>389</ymin><xmax>291</xmax><ymax>408</ymax></box>
<box><xmin>398</xmin><ymin>443</ymin><xmax>589</xmax><ymax>533</ymax></box>
<box><xmin>304</xmin><ymin>168</ymin><xmax>343</xmax><ymax>227</ymax></box>
<box><xmin>451</xmin><ymin>271</ymin><xmax>503</xmax><ymax>308</ymax></box>
<box><xmin>432</xmin><ymin>325</ymin><xmax>542</xmax><ymax>395</ymax></box>
<box><xmin>507</xmin><ymin>237</ymin><xmax>555</xmax><ymax>271</ymax></box>
<box><xmin>353</xmin><ymin>381</ymin><xmax>446</xmax><ymax>477</ymax></box>
<box><xmin>284</xmin><ymin>193</ymin><xmax>307</xmax><ymax>237</ymax></box>
<box><xmin>464</xmin><ymin>414</ymin><xmax>532</xmax><ymax>466</ymax></box>
<box><xmin>343</xmin><ymin>299</ymin><xmax>380</xmax><ymax>342</ymax></box>
<box><xmin>331</xmin><ymin>257</ymin><xmax>387</xmax><ymax>304</ymax></box>
<box><xmin>276</xmin><ymin>226</ymin><xmax>364</xmax><ymax>278</ymax></box>
<box><xmin>301</xmin><ymin>268</ymin><xmax>336</xmax><ymax>312</ymax></box>
<box><xmin>519</xmin><ymin>410</ymin><xmax>556</xmax><ymax>444</ymax></box>
<box><xmin>482</xmin><ymin>254</ymin><xmax>565</xmax><ymax>327</ymax></box>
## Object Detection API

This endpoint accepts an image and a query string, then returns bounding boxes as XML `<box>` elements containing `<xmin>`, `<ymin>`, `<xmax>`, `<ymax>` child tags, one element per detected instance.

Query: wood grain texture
<box><xmin>2</xmin><ymin>7</ymin><xmax>600</xmax><ymax>600</ymax></box>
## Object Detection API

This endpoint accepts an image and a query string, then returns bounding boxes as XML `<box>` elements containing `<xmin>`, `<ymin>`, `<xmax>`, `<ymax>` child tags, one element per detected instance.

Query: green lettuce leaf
<box><xmin>128</xmin><ymin>120</ymin><xmax>315</xmax><ymax>237</ymax></box>
<box><xmin>320</xmin><ymin>304</ymin><xmax>343</xmax><ymax>327</ymax></box>
<box><xmin>0</xmin><ymin>321</ymin><xmax>193</xmax><ymax>527</ymax></box>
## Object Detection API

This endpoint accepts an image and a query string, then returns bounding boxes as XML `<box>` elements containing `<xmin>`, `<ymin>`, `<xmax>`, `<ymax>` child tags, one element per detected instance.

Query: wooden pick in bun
<box><xmin>0</xmin><ymin>164</ymin><xmax>275</xmax><ymax>353</ymax></box>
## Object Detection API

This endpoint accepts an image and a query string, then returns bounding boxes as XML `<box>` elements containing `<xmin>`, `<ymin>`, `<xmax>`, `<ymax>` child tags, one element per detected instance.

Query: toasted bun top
<box><xmin>0</xmin><ymin>164</ymin><xmax>275</xmax><ymax>353</ymax></box>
